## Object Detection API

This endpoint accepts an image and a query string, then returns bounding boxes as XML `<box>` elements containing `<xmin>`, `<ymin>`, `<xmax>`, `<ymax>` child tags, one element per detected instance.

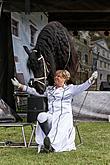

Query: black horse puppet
<box><xmin>24</xmin><ymin>21</ymin><xmax>79</xmax><ymax>94</ymax></box>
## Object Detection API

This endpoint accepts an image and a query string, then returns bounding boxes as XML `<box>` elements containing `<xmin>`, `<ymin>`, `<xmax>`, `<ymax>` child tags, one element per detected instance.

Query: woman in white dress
<box><xmin>11</xmin><ymin>70</ymin><xmax>98</xmax><ymax>153</ymax></box>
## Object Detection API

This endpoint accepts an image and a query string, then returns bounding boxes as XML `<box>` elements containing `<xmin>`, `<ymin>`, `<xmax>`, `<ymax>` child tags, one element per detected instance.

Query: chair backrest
<box><xmin>27</xmin><ymin>96</ymin><xmax>48</xmax><ymax>123</ymax></box>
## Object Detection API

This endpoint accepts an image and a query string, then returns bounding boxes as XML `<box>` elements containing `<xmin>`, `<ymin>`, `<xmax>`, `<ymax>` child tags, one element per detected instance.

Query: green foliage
<box><xmin>0</xmin><ymin>122</ymin><xmax>110</xmax><ymax>165</ymax></box>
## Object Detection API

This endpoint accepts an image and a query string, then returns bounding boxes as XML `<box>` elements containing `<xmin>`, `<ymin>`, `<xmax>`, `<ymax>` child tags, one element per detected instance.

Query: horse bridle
<box><xmin>33</xmin><ymin>50</ymin><xmax>49</xmax><ymax>87</ymax></box>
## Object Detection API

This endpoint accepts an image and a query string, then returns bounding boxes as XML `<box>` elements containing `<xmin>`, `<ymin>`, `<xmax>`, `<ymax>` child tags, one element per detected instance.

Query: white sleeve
<box><xmin>22</xmin><ymin>85</ymin><xmax>46</xmax><ymax>97</ymax></box>
<box><xmin>71</xmin><ymin>80</ymin><xmax>92</xmax><ymax>96</ymax></box>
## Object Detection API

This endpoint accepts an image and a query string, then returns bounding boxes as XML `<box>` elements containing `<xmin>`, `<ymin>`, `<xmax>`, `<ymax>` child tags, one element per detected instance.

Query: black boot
<box><xmin>44</xmin><ymin>136</ymin><xmax>54</xmax><ymax>153</ymax></box>
<box><xmin>38</xmin><ymin>120</ymin><xmax>50</xmax><ymax>136</ymax></box>
<box><xmin>38</xmin><ymin>120</ymin><xmax>54</xmax><ymax>153</ymax></box>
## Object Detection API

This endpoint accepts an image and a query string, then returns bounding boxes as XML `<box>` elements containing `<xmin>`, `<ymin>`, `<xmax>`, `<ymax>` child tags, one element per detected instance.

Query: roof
<box><xmin>1</xmin><ymin>0</ymin><xmax>110</xmax><ymax>30</ymax></box>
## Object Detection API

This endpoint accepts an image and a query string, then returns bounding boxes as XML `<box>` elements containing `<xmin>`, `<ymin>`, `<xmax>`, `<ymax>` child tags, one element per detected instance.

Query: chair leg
<box><xmin>28</xmin><ymin>125</ymin><xmax>36</xmax><ymax>147</ymax></box>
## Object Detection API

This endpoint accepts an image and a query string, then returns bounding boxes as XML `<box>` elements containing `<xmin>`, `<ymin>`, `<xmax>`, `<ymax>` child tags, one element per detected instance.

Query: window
<box><xmin>107</xmin><ymin>52</ymin><xmax>110</xmax><ymax>58</ymax></box>
<box><xmin>104</xmin><ymin>62</ymin><xmax>106</xmax><ymax>68</ymax></box>
<box><xmin>97</xmin><ymin>47</ymin><xmax>100</xmax><ymax>55</ymax></box>
<box><xmin>93</xmin><ymin>58</ymin><xmax>97</xmax><ymax>70</ymax></box>
<box><xmin>84</xmin><ymin>39</ymin><xmax>87</xmax><ymax>45</ymax></box>
<box><xmin>77</xmin><ymin>51</ymin><xmax>81</xmax><ymax>60</ymax></box>
<box><xmin>85</xmin><ymin>54</ymin><xmax>88</xmax><ymax>64</ymax></box>
<box><xmin>100</xmin><ymin>61</ymin><xmax>102</xmax><ymax>68</ymax></box>
<box><xmin>107</xmin><ymin>75</ymin><xmax>110</xmax><ymax>83</ymax></box>
<box><xmin>100</xmin><ymin>74</ymin><xmax>102</xmax><ymax>80</ymax></box>
<box><xmin>102</xmin><ymin>49</ymin><xmax>105</xmax><ymax>56</ymax></box>
<box><xmin>11</xmin><ymin>19</ymin><xmax>19</xmax><ymax>37</ymax></box>
<box><xmin>30</xmin><ymin>25</ymin><xmax>37</xmax><ymax>46</ymax></box>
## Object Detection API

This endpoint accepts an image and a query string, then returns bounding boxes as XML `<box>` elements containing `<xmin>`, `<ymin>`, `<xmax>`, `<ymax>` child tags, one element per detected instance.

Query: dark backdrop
<box><xmin>0</xmin><ymin>12</ymin><xmax>16</xmax><ymax>111</ymax></box>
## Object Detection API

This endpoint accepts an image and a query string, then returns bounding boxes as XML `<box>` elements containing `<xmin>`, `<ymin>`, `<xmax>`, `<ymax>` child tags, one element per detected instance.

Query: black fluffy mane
<box><xmin>35</xmin><ymin>21</ymin><xmax>78</xmax><ymax>76</ymax></box>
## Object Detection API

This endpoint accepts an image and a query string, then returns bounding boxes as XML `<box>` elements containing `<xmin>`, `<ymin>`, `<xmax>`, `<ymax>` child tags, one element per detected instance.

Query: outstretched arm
<box><xmin>71</xmin><ymin>71</ymin><xmax>98</xmax><ymax>96</ymax></box>
<box><xmin>11</xmin><ymin>78</ymin><xmax>45</xmax><ymax>97</ymax></box>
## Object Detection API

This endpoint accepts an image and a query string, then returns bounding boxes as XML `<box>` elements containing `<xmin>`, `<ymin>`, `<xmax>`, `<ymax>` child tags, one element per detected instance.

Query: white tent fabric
<box><xmin>72</xmin><ymin>91</ymin><xmax>110</xmax><ymax>120</ymax></box>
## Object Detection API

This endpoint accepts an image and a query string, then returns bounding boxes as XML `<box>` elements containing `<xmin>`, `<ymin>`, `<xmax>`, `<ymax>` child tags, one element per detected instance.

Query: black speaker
<box><xmin>27</xmin><ymin>96</ymin><xmax>47</xmax><ymax>123</ymax></box>
<box><xmin>100</xmin><ymin>82</ymin><xmax>110</xmax><ymax>91</ymax></box>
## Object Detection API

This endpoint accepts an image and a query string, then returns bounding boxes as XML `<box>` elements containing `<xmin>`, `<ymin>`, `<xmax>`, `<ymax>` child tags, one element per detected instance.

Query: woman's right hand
<box><xmin>11</xmin><ymin>77</ymin><xmax>22</xmax><ymax>88</ymax></box>
<box><xmin>88</xmin><ymin>71</ymin><xmax>98</xmax><ymax>84</ymax></box>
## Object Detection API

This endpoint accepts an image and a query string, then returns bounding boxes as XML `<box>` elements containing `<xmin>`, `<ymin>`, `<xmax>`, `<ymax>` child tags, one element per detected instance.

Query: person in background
<box><xmin>11</xmin><ymin>70</ymin><xmax>98</xmax><ymax>153</ymax></box>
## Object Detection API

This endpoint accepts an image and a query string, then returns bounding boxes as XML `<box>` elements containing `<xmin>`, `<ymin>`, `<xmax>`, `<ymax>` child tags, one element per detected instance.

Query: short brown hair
<box><xmin>55</xmin><ymin>70</ymin><xmax>71</xmax><ymax>81</ymax></box>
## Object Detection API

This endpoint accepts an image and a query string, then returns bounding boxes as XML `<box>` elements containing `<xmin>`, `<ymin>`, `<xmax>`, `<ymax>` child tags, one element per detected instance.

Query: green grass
<box><xmin>0</xmin><ymin>122</ymin><xmax>110</xmax><ymax>165</ymax></box>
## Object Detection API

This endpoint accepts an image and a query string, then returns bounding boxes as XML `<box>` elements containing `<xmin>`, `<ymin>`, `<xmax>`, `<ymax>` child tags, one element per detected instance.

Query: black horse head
<box><xmin>23</xmin><ymin>46</ymin><xmax>54</xmax><ymax>94</ymax></box>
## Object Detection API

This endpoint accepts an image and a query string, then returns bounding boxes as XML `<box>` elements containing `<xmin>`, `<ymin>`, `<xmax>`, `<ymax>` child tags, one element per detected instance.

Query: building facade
<box><xmin>70</xmin><ymin>31</ymin><xmax>93</xmax><ymax>84</ymax></box>
<box><xmin>70</xmin><ymin>31</ymin><xmax>110</xmax><ymax>90</ymax></box>
<box><xmin>92</xmin><ymin>39</ymin><xmax>110</xmax><ymax>90</ymax></box>
<box><xmin>11</xmin><ymin>12</ymin><xmax>48</xmax><ymax>84</ymax></box>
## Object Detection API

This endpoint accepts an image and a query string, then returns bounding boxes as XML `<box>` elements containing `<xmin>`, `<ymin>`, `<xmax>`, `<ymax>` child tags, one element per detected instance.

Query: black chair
<box><xmin>27</xmin><ymin>96</ymin><xmax>48</xmax><ymax>123</ymax></box>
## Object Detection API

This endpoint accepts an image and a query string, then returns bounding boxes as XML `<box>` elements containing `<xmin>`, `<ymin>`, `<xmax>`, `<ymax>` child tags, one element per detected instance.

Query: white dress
<box><xmin>23</xmin><ymin>80</ymin><xmax>91</xmax><ymax>152</ymax></box>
